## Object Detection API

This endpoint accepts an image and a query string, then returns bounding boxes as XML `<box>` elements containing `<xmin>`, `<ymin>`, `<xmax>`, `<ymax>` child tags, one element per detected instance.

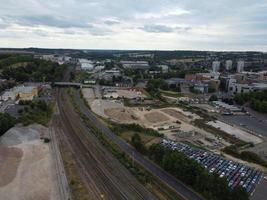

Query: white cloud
<box><xmin>0</xmin><ymin>0</ymin><xmax>266</xmax><ymax>51</ymax></box>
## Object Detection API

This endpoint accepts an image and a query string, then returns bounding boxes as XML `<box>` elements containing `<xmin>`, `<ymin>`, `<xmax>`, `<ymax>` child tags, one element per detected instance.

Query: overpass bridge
<box><xmin>54</xmin><ymin>82</ymin><xmax>82</xmax><ymax>88</ymax></box>
<box><xmin>53</xmin><ymin>82</ymin><xmax>94</xmax><ymax>88</ymax></box>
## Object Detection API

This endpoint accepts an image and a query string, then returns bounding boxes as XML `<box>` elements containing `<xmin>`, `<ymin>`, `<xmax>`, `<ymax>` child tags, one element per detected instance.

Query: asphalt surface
<box><xmin>222</xmin><ymin>115</ymin><xmax>267</xmax><ymax>137</ymax></box>
<box><xmin>251</xmin><ymin>177</ymin><xmax>267</xmax><ymax>200</ymax></box>
<box><xmin>73</xmin><ymin>90</ymin><xmax>204</xmax><ymax>200</ymax></box>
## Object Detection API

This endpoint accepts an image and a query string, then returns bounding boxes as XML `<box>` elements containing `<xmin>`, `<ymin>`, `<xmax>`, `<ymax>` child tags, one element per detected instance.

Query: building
<box><xmin>157</xmin><ymin>65</ymin><xmax>169</xmax><ymax>73</ymax></box>
<box><xmin>94</xmin><ymin>65</ymin><xmax>105</xmax><ymax>72</ymax></box>
<box><xmin>121</xmin><ymin>61</ymin><xmax>149</xmax><ymax>70</ymax></box>
<box><xmin>229</xmin><ymin>82</ymin><xmax>267</xmax><ymax>95</ymax></box>
<box><xmin>128</xmin><ymin>53</ymin><xmax>154</xmax><ymax>58</ymax></box>
<box><xmin>208</xmin><ymin>79</ymin><xmax>221</xmax><ymax>91</ymax></box>
<box><xmin>84</xmin><ymin>79</ymin><xmax>96</xmax><ymax>85</ymax></box>
<box><xmin>15</xmin><ymin>86</ymin><xmax>38</xmax><ymax>101</ymax></box>
<box><xmin>79</xmin><ymin>59</ymin><xmax>94</xmax><ymax>71</ymax></box>
<box><xmin>212</xmin><ymin>61</ymin><xmax>220</xmax><ymax>72</ymax></box>
<box><xmin>103</xmin><ymin>90</ymin><xmax>119</xmax><ymax>99</ymax></box>
<box><xmin>0</xmin><ymin>86</ymin><xmax>38</xmax><ymax>101</ymax></box>
<box><xmin>225</xmin><ymin>60</ymin><xmax>233</xmax><ymax>71</ymax></box>
<box><xmin>212</xmin><ymin>101</ymin><xmax>242</xmax><ymax>114</ymax></box>
<box><xmin>0</xmin><ymin>90</ymin><xmax>17</xmax><ymax>101</ymax></box>
<box><xmin>194</xmin><ymin>83</ymin><xmax>209</xmax><ymax>93</ymax></box>
<box><xmin>237</xmin><ymin>61</ymin><xmax>245</xmax><ymax>73</ymax></box>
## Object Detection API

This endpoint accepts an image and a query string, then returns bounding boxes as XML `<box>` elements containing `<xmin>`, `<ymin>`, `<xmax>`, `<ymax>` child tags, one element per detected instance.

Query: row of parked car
<box><xmin>161</xmin><ymin>139</ymin><xmax>262</xmax><ymax>195</ymax></box>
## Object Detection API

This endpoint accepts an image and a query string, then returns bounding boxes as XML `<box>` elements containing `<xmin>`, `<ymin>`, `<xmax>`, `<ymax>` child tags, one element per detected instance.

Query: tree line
<box><xmin>234</xmin><ymin>89</ymin><xmax>267</xmax><ymax>113</ymax></box>
<box><xmin>0</xmin><ymin>113</ymin><xmax>16</xmax><ymax>136</ymax></box>
<box><xmin>0</xmin><ymin>55</ymin><xmax>67</xmax><ymax>82</ymax></box>
<box><xmin>0</xmin><ymin>54</ymin><xmax>33</xmax><ymax>68</ymax></box>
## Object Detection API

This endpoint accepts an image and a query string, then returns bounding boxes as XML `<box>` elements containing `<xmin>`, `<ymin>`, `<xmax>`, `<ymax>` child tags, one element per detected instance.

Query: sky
<box><xmin>0</xmin><ymin>0</ymin><xmax>267</xmax><ymax>51</ymax></box>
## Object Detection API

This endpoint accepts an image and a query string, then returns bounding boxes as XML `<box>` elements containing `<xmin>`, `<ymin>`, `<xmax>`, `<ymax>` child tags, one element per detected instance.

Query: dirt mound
<box><xmin>144</xmin><ymin>112</ymin><xmax>169</xmax><ymax>123</ymax></box>
<box><xmin>0</xmin><ymin>146</ymin><xmax>23</xmax><ymax>187</ymax></box>
<box><xmin>105</xmin><ymin>108</ymin><xmax>138</xmax><ymax>123</ymax></box>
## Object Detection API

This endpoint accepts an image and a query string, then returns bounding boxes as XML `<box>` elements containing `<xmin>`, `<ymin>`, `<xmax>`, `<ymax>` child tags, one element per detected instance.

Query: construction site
<box><xmin>82</xmin><ymin>87</ymin><xmax>232</xmax><ymax>151</ymax></box>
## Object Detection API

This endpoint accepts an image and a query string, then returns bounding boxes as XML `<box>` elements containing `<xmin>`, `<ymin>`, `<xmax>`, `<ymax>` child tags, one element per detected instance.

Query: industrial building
<box><xmin>0</xmin><ymin>86</ymin><xmax>38</xmax><ymax>101</ymax></box>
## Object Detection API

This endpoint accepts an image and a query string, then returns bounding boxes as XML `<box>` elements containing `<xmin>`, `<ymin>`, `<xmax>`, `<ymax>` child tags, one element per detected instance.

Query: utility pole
<box><xmin>132</xmin><ymin>151</ymin><xmax>134</xmax><ymax>168</ymax></box>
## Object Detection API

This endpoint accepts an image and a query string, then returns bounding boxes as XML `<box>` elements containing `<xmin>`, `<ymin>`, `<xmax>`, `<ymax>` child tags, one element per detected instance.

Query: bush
<box><xmin>19</xmin><ymin>100</ymin><xmax>53</xmax><ymax>126</ymax></box>
<box><xmin>131</xmin><ymin>133</ymin><xmax>147</xmax><ymax>154</ymax></box>
<box><xmin>110</xmin><ymin>123</ymin><xmax>163</xmax><ymax>137</ymax></box>
<box><xmin>209</xmin><ymin>95</ymin><xmax>218</xmax><ymax>102</ymax></box>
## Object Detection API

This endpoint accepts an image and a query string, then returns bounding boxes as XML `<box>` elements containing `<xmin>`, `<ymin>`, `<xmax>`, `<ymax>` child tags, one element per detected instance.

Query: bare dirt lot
<box><xmin>116</xmin><ymin>89</ymin><xmax>146</xmax><ymax>99</ymax></box>
<box><xmin>0</xmin><ymin>124</ymin><xmax>59</xmax><ymax>200</ymax></box>
<box><xmin>144</xmin><ymin>111</ymin><xmax>170</xmax><ymax>123</ymax></box>
<box><xmin>105</xmin><ymin>107</ymin><xmax>138</xmax><ymax>123</ymax></box>
<box><xmin>86</xmin><ymin>92</ymin><xmax>228</xmax><ymax>150</ymax></box>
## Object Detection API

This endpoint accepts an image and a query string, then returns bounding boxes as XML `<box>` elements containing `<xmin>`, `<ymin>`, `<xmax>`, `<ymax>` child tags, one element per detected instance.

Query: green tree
<box><xmin>0</xmin><ymin>113</ymin><xmax>16</xmax><ymax>136</ymax></box>
<box><xmin>131</xmin><ymin>133</ymin><xmax>147</xmax><ymax>154</ymax></box>
<box><xmin>209</xmin><ymin>95</ymin><xmax>218</xmax><ymax>102</ymax></box>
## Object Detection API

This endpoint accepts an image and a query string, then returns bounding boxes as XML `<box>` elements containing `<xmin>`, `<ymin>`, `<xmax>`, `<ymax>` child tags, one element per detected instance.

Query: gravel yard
<box><xmin>207</xmin><ymin>120</ymin><xmax>263</xmax><ymax>144</ymax></box>
<box><xmin>0</xmin><ymin>124</ymin><xmax>59</xmax><ymax>200</ymax></box>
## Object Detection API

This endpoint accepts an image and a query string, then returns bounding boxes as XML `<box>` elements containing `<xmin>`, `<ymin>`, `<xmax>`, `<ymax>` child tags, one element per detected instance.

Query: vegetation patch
<box><xmin>234</xmin><ymin>89</ymin><xmax>267</xmax><ymax>113</ymax></box>
<box><xmin>18</xmin><ymin>100</ymin><xmax>53</xmax><ymax>126</ymax></box>
<box><xmin>0</xmin><ymin>113</ymin><xmax>16</xmax><ymax>136</ymax></box>
<box><xmin>109</xmin><ymin>122</ymin><xmax>163</xmax><ymax>137</ymax></box>
<box><xmin>0</xmin><ymin>55</ymin><xmax>67</xmax><ymax>82</ymax></box>
<box><xmin>223</xmin><ymin>145</ymin><xmax>267</xmax><ymax>168</ymax></box>
<box><xmin>160</xmin><ymin>90</ymin><xmax>184</xmax><ymax>98</ymax></box>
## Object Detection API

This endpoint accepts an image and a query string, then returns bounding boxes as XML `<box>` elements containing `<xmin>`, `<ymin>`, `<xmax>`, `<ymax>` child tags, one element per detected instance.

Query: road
<box><xmin>54</xmin><ymin>88</ymin><xmax>155</xmax><ymax>200</ymax></box>
<box><xmin>73</xmin><ymin>89</ymin><xmax>204</xmax><ymax>200</ymax></box>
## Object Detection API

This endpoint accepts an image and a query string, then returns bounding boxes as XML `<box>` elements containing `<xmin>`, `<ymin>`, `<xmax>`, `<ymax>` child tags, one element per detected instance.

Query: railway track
<box><xmin>54</xmin><ymin>88</ymin><xmax>155</xmax><ymax>200</ymax></box>
<box><xmin>72</xmin><ymin>89</ymin><xmax>204</xmax><ymax>200</ymax></box>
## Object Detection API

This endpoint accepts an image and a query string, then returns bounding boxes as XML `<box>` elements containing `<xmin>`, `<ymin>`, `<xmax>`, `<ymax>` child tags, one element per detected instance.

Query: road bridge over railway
<box><xmin>54</xmin><ymin>82</ymin><xmax>82</xmax><ymax>88</ymax></box>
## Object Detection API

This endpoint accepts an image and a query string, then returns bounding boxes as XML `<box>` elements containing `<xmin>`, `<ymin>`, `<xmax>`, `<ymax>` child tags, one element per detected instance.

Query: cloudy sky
<box><xmin>0</xmin><ymin>0</ymin><xmax>267</xmax><ymax>51</ymax></box>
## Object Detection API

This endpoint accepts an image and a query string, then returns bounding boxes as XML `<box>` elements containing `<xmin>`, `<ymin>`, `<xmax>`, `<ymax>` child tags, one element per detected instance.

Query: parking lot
<box><xmin>222</xmin><ymin>115</ymin><xmax>267</xmax><ymax>137</ymax></box>
<box><xmin>161</xmin><ymin>139</ymin><xmax>263</xmax><ymax>196</ymax></box>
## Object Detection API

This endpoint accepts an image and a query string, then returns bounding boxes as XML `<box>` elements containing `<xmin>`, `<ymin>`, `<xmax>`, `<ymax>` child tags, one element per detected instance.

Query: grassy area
<box><xmin>68</xmin><ymin>89</ymin><xmax>183</xmax><ymax>200</ymax></box>
<box><xmin>121</xmin><ymin>131</ymin><xmax>161</xmax><ymax>147</ymax></box>
<box><xmin>160</xmin><ymin>90</ymin><xmax>184</xmax><ymax>98</ymax></box>
<box><xmin>109</xmin><ymin>122</ymin><xmax>163</xmax><ymax>137</ymax></box>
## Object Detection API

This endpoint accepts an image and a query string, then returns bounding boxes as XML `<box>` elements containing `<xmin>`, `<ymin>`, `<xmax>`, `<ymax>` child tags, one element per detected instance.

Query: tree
<box><xmin>209</xmin><ymin>95</ymin><xmax>218</xmax><ymax>102</ymax></box>
<box><xmin>131</xmin><ymin>133</ymin><xmax>147</xmax><ymax>154</ymax></box>
<box><xmin>0</xmin><ymin>113</ymin><xmax>16</xmax><ymax>136</ymax></box>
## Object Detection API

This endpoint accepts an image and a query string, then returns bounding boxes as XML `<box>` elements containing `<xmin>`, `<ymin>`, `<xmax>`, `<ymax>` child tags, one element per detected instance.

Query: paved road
<box><xmin>73</xmin><ymin>90</ymin><xmax>204</xmax><ymax>200</ymax></box>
